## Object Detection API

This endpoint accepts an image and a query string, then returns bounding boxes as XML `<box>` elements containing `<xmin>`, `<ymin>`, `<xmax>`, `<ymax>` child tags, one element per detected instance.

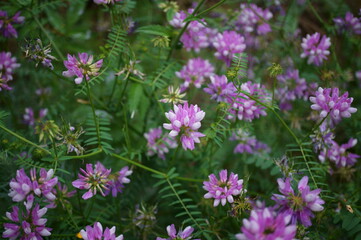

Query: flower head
<box><xmin>156</xmin><ymin>224</ymin><xmax>199</xmax><ymax>240</ymax></box>
<box><xmin>80</xmin><ymin>222</ymin><xmax>124</xmax><ymax>240</ymax></box>
<box><xmin>321</xmin><ymin>138</ymin><xmax>360</xmax><ymax>167</ymax></box>
<box><xmin>159</xmin><ymin>86</ymin><xmax>187</xmax><ymax>104</ymax></box>
<box><xmin>236</xmin><ymin>4</ymin><xmax>273</xmax><ymax>35</ymax></box>
<box><xmin>204</xmin><ymin>75</ymin><xmax>236</xmax><ymax>102</ymax></box>
<box><xmin>23</xmin><ymin>108</ymin><xmax>48</xmax><ymax>127</ymax></box>
<box><xmin>116</xmin><ymin>60</ymin><xmax>145</xmax><ymax>79</ymax></box>
<box><xmin>93</xmin><ymin>0</ymin><xmax>122</xmax><ymax>4</ymax></box>
<box><xmin>176</xmin><ymin>58</ymin><xmax>214</xmax><ymax>89</ymax></box>
<box><xmin>144</xmin><ymin>127</ymin><xmax>177</xmax><ymax>160</ymax></box>
<box><xmin>0</xmin><ymin>51</ymin><xmax>20</xmax><ymax>90</ymax></box>
<box><xmin>300</xmin><ymin>32</ymin><xmax>331</xmax><ymax>66</ymax></box>
<box><xmin>106</xmin><ymin>166</ymin><xmax>133</xmax><ymax>197</ymax></box>
<box><xmin>46</xmin><ymin>182</ymin><xmax>76</xmax><ymax>209</ymax></box>
<box><xmin>230</xmin><ymin>130</ymin><xmax>270</xmax><ymax>155</ymax></box>
<box><xmin>23</xmin><ymin>39</ymin><xmax>56</xmax><ymax>69</ymax></box>
<box><xmin>334</xmin><ymin>12</ymin><xmax>361</xmax><ymax>35</ymax></box>
<box><xmin>213</xmin><ymin>31</ymin><xmax>246</xmax><ymax>66</ymax></box>
<box><xmin>163</xmin><ymin>102</ymin><xmax>206</xmax><ymax>150</ymax></box>
<box><xmin>203</xmin><ymin>169</ymin><xmax>244</xmax><ymax>207</ymax></box>
<box><xmin>0</xmin><ymin>11</ymin><xmax>25</xmax><ymax>38</ymax></box>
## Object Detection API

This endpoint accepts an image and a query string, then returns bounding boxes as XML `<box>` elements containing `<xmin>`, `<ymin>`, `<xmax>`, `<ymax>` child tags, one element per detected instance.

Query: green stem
<box><xmin>85</xmin><ymin>80</ymin><xmax>102</xmax><ymax>148</ymax></box>
<box><xmin>69</xmin><ymin>149</ymin><xmax>103</xmax><ymax>159</ymax></box>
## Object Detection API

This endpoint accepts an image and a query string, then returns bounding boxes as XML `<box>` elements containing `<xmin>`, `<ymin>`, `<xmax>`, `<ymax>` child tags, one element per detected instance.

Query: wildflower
<box><xmin>23</xmin><ymin>108</ymin><xmax>48</xmax><ymax>126</ymax></box>
<box><xmin>309</xmin><ymin>87</ymin><xmax>357</xmax><ymax>125</ymax></box>
<box><xmin>35</xmin><ymin>120</ymin><xmax>60</xmax><ymax>142</ymax></box>
<box><xmin>310</xmin><ymin>124</ymin><xmax>335</xmax><ymax>161</ymax></box>
<box><xmin>159</xmin><ymin>1</ymin><xmax>179</xmax><ymax>13</ymax></box>
<box><xmin>23</xmin><ymin>39</ymin><xmax>56</xmax><ymax>69</ymax></box>
<box><xmin>159</xmin><ymin>86</ymin><xmax>187</xmax><ymax>104</ymax></box>
<box><xmin>144</xmin><ymin>127</ymin><xmax>177</xmax><ymax>160</ymax></box>
<box><xmin>152</xmin><ymin>36</ymin><xmax>170</xmax><ymax>48</ymax></box>
<box><xmin>163</xmin><ymin>102</ymin><xmax>206</xmax><ymax>150</ymax></box>
<box><xmin>235</xmin><ymin>207</ymin><xmax>296</xmax><ymax>240</ymax></box>
<box><xmin>213</xmin><ymin>31</ymin><xmax>246</xmax><ymax>66</ymax></box>
<box><xmin>203</xmin><ymin>169</ymin><xmax>244</xmax><ymax>207</ymax></box>
<box><xmin>321</xmin><ymin>138</ymin><xmax>360</xmax><ymax>167</ymax></box>
<box><xmin>63</xmin><ymin>53</ymin><xmax>103</xmax><ymax>84</ymax></box>
<box><xmin>156</xmin><ymin>224</ymin><xmax>199</xmax><ymax>240</ymax></box>
<box><xmin>272</xmin><ymin>176</ymin><xmax>325</xmax><ymax>227</ymax></box>
<box><xmin>300</xmin><ymin>32</ymin><xmax>331</xmax><ymax>66</ymax></box>
<box><xmin>334</xmin><ymin>12</ymin><xmax>361</xmax><ymax>35</ymax></box>
<box><xmin>46</xmin><ymin>182</ymin><xmax>76</xmax><ymax>209</ymax></box>
<box><xmin>176</xmin><ymin>58</ymin><xmax>214</xmax><ymax>89</ymax></box>
<box><xmin>169</xmin><ymin>10</ymin><xmax>187</xmax><ymax>28</ymax></box>
<box><xmin>3</xmin><ymin>205</ymin><xmax>52</xmax><ymax>240</ymax></box>
<box><xmin>204</xmin><ymin>75</ymin><xmax>236</xmax><ymax>102</ymax></box>
<box><xmin>56</xmin><ymin>124</ymin><xmax>85</xmax><ymax>155</ymax></box>
<box><xmin>106</xmin><ymin>166</ymin><xmax>133</xmax><ymax>197</ymax></box>
<box><xmin>236</xmin><ymin>4</ymin><xmax>273</xmax><ymax>35</ymax></box>
<box><xmin>132</xmin><ymin>203</ymin><xmax>157</xmax><ymax>231</ymax></box>
<box><xmin>0</xmin><ymin>51</ymin><xmax>21</xmax><ymax>83</ymax></box>
<box><xmin>230</xmin><ymin>130</ymin><xmax>270</xmax><ymax>155</ymax></box>
<box><xmin>0</xmin><ymin>11</ymin><xmax>25</xmax><ymax>38</ymax></box>
<box><xmin>72</xmin><ymin>162</ymin><xmax>111</xmax><ymax>200</ymax></box>
<box><xmin>93</xmin><ymin>0</ymin><xmax>122</xmax><ymax>4</ymax></box>
<box><xmin>80</xmin><ymin>222</ymin><xmax>124</xmax><ymax>240</ymax></box>
<box><xmin>116</xmin><ymin>60</ymin><xmax>145</xmax><ymax>80</ymax></box>
<box><xmin>267</xmin><ymin>63</ymin><xmax>283</xmax><ymax>78</ymax></box>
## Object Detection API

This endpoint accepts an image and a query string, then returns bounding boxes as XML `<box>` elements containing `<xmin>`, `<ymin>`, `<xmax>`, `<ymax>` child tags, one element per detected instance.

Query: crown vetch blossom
<box><xmin>0</xmin><ymin>51</ymin><xmax>20</xmax><ymax>91</ymax></box>
<box><xmin>203</xmin><ymin>169</ymin><xmax>244</xmax><ymax>207</ymax></box>
<box><xmin>320</xmin><ymin>138</ymin><xmax>360</xmax><ymax>167</ymax></box>
<box><xmin>176</xmin><ymin>58</ymin><xmax>214</xmax><ymax>89</ymax></box>
<box><xmin>236</xmin><ymin>4</ymin><xmax>273</xmax><ymax>35</ymax></box>
<box><xmin>23</xmin><ymin>39</ymin><xmax>56</xmax><ymax>69</ymax></box>
<box><xmin>63</xmin><ymin>53</ymin><xmax>103</xmax><ymax>84</ymax></box>
<box><xmin>93</xmin><ymin>0</ymin><xmax>122</xmax><ymax>4</ymax></box>
<box><xmin>72</xmin><ymin>162</ymin><xmax>111</xmax><ymax>200</ymax></box>
<box><xmin>0</xmin><ymin>11</ymin><xmax>25</xmax><ymax>38</ymax></box>
<box><xmin>276</xmin><ymin>69</ymin><xmax>308</xmax><ymax>101</ymax></box>
<box><xmin>309</xmin><ymin>87</ymin><xmax>357</xmax><ymax>125</ymax></box>
<box><xmin>300</xmin><ymin>32</ymin><xmax>331</xmax><ymax>66</ymax></box>
<box><xmin>46</xmin><ymin>182</ymin><xmax>76</xmax><ymax>209</ymax></box>
<box><xmin>23</xmin><ymin>108</ymin><xmax>48</xmax><ymax>126</ymax></box>
<box><xmin>144</xmin><ymin>127</ymin><xmax>177</xmax><ymax>160</ymax></box>
<box><xmin>230</xmin><ymin>130</ymin><xmax>270</xmax><ymax>155</ymax></box>
<box><xmin>159</xmin><ymin>86</ymin><xmax>187</xmax><ymax>104</ymax></box>
<box><xmin>80</xmin><ymin>222</ymin><xmax>124</xmax><ymax>240</ymax></box>
<box><xmin>235</xmin><ymin>207</ymin><xmax>296</xmax><ymax>240</ymax></box>
<box><xmin>156</xmin><ymin>224</ymin><xmax>199</xmax><ymax>240</ymax></box>
<box><xmin>213</xmin><ymin>31</ymin><xmax>246</xmax><ymax>66</ymax></box>
<box><xmin>106</xmin><ymin>166</ymin><xmax>133</xmax><ymax>197</ymax></box>
<box><xmin>334</xmin><ymin>11</ymin><xmax>361</xmax><ymax>35</ymax></box>
<box><xmin>272</xmin><ymin>176</ymin><xmax>325</xmax><ymax>227</ymax></box>
<box><xmin>163</xmin><ymin>102</ymin><xmax>206</xmax><ymax>151</ymax></box>
<box><xmin>310</xmin><ymin>124</ymin><xmax>335</xmax><ymax>162</ymax></box>
<box><xmin>204</xmin><ymin>75</ymin><xmax>236</xmax><ymax>102</ymax></box>
<box><xmin>3</xmin><ymin>205</ymin><xmax>52</xmax><ymax>240</ymax></box>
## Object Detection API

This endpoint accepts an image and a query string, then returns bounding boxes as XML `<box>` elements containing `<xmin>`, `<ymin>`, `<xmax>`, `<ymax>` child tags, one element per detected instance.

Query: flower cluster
<box><xmin>46</xmin><ymin>183</ymin><xmax>76</xmax><ymax>209</ymax></box>
<box><xmin>56</xmin><ymin>124</ymin><xmax>85</xmax><ymax>155</ymax></box>
<box><xmin>163</xmin><ymin>102</ymin><xmax>205</xmax><ymax>150</ymax></box>
<box><xmin>144</xmin><ymin>127</ymin><xmax>177</xmax><ymax>160</ymax></box>
<box><xmin>63</xmin><ymin>53</ymin><xmax>103</xmax><ymax>84</ymax></box>
<box><xmin>106</xmin><ymin>166</ymin><xmax>133</xmax><ymax>197</ymax></box>
<box><xmin>334</xmin><ymin>11</ymin><xmax>361</xmax><ymax>35</ymax></box>
<box><xmin>176</xmin><ymin>58</ymin><xmax>214</xmax><ymax>89</ymax></box>
<box><xmin>272</xmin><ymin>176</ymin><xmax>325</xmax><ymax>227</ymax></box>
<box><xmin>0</xmin><ymin>51</ymin><xmax>20</xmax><ymax>91</ymax></box>
<box><xmin>204</xmin><ymin>75</ymin><xmax>236</xmax><ymax>102</ymax></box>
<box><xmin>159</xmin><ymin>86</ymin><xmax>187</xmax><ymax>104</ymax></box>
<box><xmin>79</xmin><ymin>222</ymin><xmax>124</xmax><ymax>240</ymax></box>
<box><xmin>236</xmin><ymin>4</ymin><xmax>273</xmax><ymax>35</ymax></box>
<box><xmin>23</xmin><ymin>108</ymin><xmax>48</xmax><ymax>126</ymax></box>
<box><xmin>156</xmin><ymin>224</ymin><xmax>199</xmax><ymax>240</ymax></box>
<box><xmin>235</xmin><ymin>207</ymin><xmax>296</xmax><ymax>240</ymax></box>
<box><xmin>93</xmin><ymin>0</ymin><xmax>122</xmax><ymax>4</ymax></box>
<box><xmin>23</xmin><ymin>39</ymin><xmax>56</xmax><ymax>69</ymax></box>
<box><xmin>213</xmin><ymin>31</ymin><xmax>246</xmax><ymax>66</ymax></box>
<box><xmin>3</xmin><ymin>205</ymin><xmax>52</xmax><ymax>240</ymax></box>
<box><xmin>203</xmin><ymin>169</ymin><xmax>244</xmax><ymax>207</ymax></box>
<box><xmin>300</xmin><ymin>32</ymin><xmax>331</xmax><ymax>66</ymax></box>
<box><xmin>319</xmin><ymin>138</ymin><xmax>360</xmax><ymax>167</ymax></box>
<box><xmin>0</xmin><ymin>11</ymin><xmax>25</xmax><ymax>38</ymax></box>
<box><xmin>230</xmin><ymin>130</ymin><xmax>270</xmax><ymax>155</ymax></box>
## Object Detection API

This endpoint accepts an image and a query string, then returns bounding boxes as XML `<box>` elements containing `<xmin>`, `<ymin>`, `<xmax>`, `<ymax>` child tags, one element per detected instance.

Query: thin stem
<box><xmin>51</xmin><ymin>138</ymin><xmax>58</xmax><ymax>174</ymax></box>
<box><xmin>69</xmin><ymin>149</ymin><xmax>103</xmax><ymax>160</ymax></box>
<box><xmin>85</xmin><ymin>80</ymin><xmax>102</xmax><ymax>148</ymax></box>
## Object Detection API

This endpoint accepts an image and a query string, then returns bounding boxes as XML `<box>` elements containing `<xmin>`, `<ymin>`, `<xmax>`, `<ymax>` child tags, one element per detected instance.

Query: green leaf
<box><xmin>136</xmin><ymin>25</ymin><xmax>171</xmax><ymax>37</ymax></box>
<box><xmin>128</xmin><ymin>83</ymin><xmax>143</xmax><ymax>113</ymax></box>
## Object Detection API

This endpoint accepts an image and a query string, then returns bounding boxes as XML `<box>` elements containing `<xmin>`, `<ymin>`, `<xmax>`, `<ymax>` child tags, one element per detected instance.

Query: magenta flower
<box><xmin>72</xmin><ymin>162</ymin><xmax>111</xmax><ymax>200</ymax></box>
<box><xmin>320</xmin><ymin>138</ymin><xmax>360</xmax><ymax>167</ymax></box>
<box><xmin>0</xmin><ymin>11</ymin><xmax>25</xmax><ymax>38</ymax></box>
<box><xmin>230</xmin><ymin>130</ymin><xmax>270</xmax><ymax>155</ymax></box>
<box><xmin>203</xmin><ymin>169</ymin><xmax>244</xmax><ymax>207</ymax></box>
<box><xmin>46</xmin><ymin>182</ymin><xmax>76</xmax><ymax>209</ymax></box>
<box><xmin>23</xmin><ymin>108</ymin><xmax>48</xmax><ymax>126</ymax></box>
<box><xmin>144</xmin><ymin>127</ymin><xmax>177</xmax><ymax>160</ymax></box>
<box><xmin>272</xmin><ymin>176</ymin><xmax>325</xmax><ymax>227</ymax></box>
<box><xmin>276</xmin><ymin>69</ymin><xmax>308</xmax><ymax>101</ymax></box>
<box><xmin>156</xmin><ymin>224</ymin><xmax>199</xmax><ymax>240</ymax></box>
<box><xmin>236</xmin><ymin>4</ymin><xmax>273</xmax><ymax>35</ymax></box>
<box><xmin>80</xmin><ymin>222</ymin><xmax>124</xmax><ymax>240</ymax></box>
<box><xmin>63</xmin><ymin>53</ymin><xmax>103</xmax><ymax>84</ymax></box>
<box><xmin>106</xmin><ymin>166</ymin><xmax>133</xmax><ymax>197</ymax></box>
<box><xmin>334</xmin><ymin>11</ymin><xmax>361</xmax><ymax>35</ymax></box>
<box><xmin>235</xmin><ymin>207</ymin><xmax>296</xmax><ymax>240</ymax></box>
<box><xmin>204</xmin><ymin>75</ymin><xmax>236</xmax><ymax>102</ymax></box>
<box><xmin>163</xmin><ymin>102</ymin><xmax>206</xmax><ymax>150</ymax></box>
<box><xmin>213</xmin><ymin>31</ymin><xmax>246</xmax><ymax>66</ymax></box>
<box><xmin>0</xmin><ymin>51</ymin><xmax>20</xmax><ymax>91</ymax></box>
<box><xmin>176</xmin><ymin>58</ymin><xmax>214</xmax><ymax>89</ymax></box>
<box><xmin>169</xmin><ymin>10</ymin><xmax>188</xmax><ymax>28</ymax></box>
<box><xmin>94</xmin><ymin>0</ymin><xmax>122</xmax><ymax>4</ymax></box>
<box><xmin>310</xmin><ymin>87</ymin><xmax>357</xmax><ymax>125</ymax></box>
<box><xmin>300</xmin><ymin>32</ymin><xmax>331</xmax><ymax>66</ymax></box>
<box><xmin>3</xmin><ymin>204</ymin><xmax>52</xmax><ymax>240</ymax></box>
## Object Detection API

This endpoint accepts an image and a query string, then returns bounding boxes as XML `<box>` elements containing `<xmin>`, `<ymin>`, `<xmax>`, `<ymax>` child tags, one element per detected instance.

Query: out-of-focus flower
<box><xmin>156</xmin><ymin>224</ymin><xmax>199</xmax><ymax>240</ymax></box>
<box><xmin>116</xmin><ymin>60</ymin><xmax>145</xmax><ymax>80</ymax></box>
<box><xmin>132</xmin><ymin>203</ymin><xmax>157</xmax><ymax>232</ymax></box>
<box><xmin>320</xmin><ymin>138</ymin><xmax>360</xmax><ymax>167</ymax></box>
<box><xmin>63</xmin><ymin>53</ymin><xmax>103</xmax><ymax>84</ymax></box>
<box><xmin>159</xmin><ymin>86</ymin><xmax>187</xmax><ymax>104</ymax></box>
<box><xmin>0</xmin><ymin>11</ymin><xmax>25</xmax><ymax>38</ymax></box>
<box><xmin>72</xmin><ymin>162</ymin><xmax>111</xmax><ymax>200</ymax></box>
<box><xmin>23</xmin><ymin>39</ymin><xmax>56</xmax><ymax>69</ymax></box>
<box><xmin>0</xmin><ymin>51</ymin><xmax>20</xmax><ymax>90</ymax></box>
<box><xmin>35</xmin><ymin>120</ymin><xmax>60</xmax><ymax>143</ymax></box>
<box><xmin>230</xmin><ymin>130</ymin><xmax>270</xmax><ymax>155</ymax></box>
<box><xmin>334</xmin><ymin>11</ymin><xmax>361</xmax><ymax>35</ymax></box>
<box><xmin>3</xmin><ymin>205</ymin><xmax>52</xmax><ymax>240</ymax></box>
<box><xmin>203</xmin><ymin>169</ymin><xmax>244</xmax><ymax>207</ymax></box>
<box><xmin>310</xmin><ymin>123</ymin><xmax>335</xmax><ymax>162</ymax></box>
<box><xmin>80</xmin><ymin>222</ymin><xmax>124</xmax><ymax>240</ymax></box>
<box><xmin>152</xmin><ymin>36</ymin><xmax>170</xmax><ymax>48</ymax></box>
<box><xmin>106</xmin><ymin>166</ymin><xmax>132</xmax><ymax>197</ymax></box>
<box><xmin>235</xmin><ymin>207</ymin><xmax>296</xmax><ymax>240</ymax></box>
<box><xmin>93</xmin><ymin>0</ymin><xmax>122</xmax><ymax>4</ymax></box>
<box><xmin>236</xmin><ymin>4</ymin><xmax>273</xmax><ymax>35</ymax></box>
<box><xmin>213</xmin><ymin>31</ymin><xmax>246</xmax><ymax>66</ymax></box>
<box><xmin>176</xmin><ymin>58</ymin><xmax>214</xmax><ymax>89</ymax></box>
<box><xmin>46</xmin><ymin>182</ymin><xmax>76</xmax><ymax>209</ymax></box>
<box><xmin>300</xmin><ymin>33</ymin><xmax>331</xmax><ymax>66</ymax></box>
<box><xmin>159</xmin><ymin>1</ymin><xmax>179</xmax><ymax>13</ymax></box>
<box><xmin>23</xmin><ymin>108</ymin><xmax>48</xmax><ymax>127</ymax></box>
<box><xmin>272</xmin><ymin>176</ymin><xmax>325</xmax><ymax>227</ymax></box>
<box><xmin>144</xmin><ymin>127</ymin><xmax>177</xmax><ymax>160</ymax></box>
<box><xmin>276</xmin><ymin>69</ymin><xmax>308</xmax><ymax>101</ymax></box>
<box><xmin>204</xmin><ymin>75</ymin><xmax>236</xmax><ymax>102</ymax></box>
<box><xmin>169</xmin><ymin>10</ymin><xmax>187</xmax><ymax>28</ymax></box>
<box><xmin>163</xmin><ymin>102</ymin><xmax>205</xmax><ymax>150</ymax></box>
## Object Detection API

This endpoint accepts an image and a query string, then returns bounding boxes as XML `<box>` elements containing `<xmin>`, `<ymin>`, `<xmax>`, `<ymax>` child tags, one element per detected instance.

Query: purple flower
<box><xmin>203</xmin><ymin>169</ymin><xmax>244</xmax><ymax>207</ymax></box>
<box><xmin>204</xmin><ymin>75</ymin><xmax>236</xmax><ymax>102</ymax></box>
<box><xmin>310</xmin><ymin>124</ymin><xmax>335</xmax><ymax>162</ymax></box>
<box><xmin>230</xmin><ymin>130</ymin><xmax>270</xmax><ymax>155</ymax></box>
<box><xmin>169</xmin><ymin>10</ymin><xmax>188</xmax><ymax>28</ymax></box>
<box><xmin>23</xmin><ymin>39</ymin><xmax>56</xmax><ymax>70</ymax></box>
<box><xmin>235</xmin><ymin>207</ymin><xmax>296</xmax><ymax>240</ymax></box>
<box><xmin>334</xmin><ymin>12</ymin><xmax>361</xmax><ymax>35</ymax></box>
<box><xmin>163</xmin><ymin>102</ymin><xmax>206</xmax><ymax>151</ymax></box>
<box><xmin>300</xmin><ymin>32</ymin><xmax>331</xmax><ymax>66</ymax></box>
<box><xmin>106</xmin><ymin>166</ymin><xmax>133</xmax><ymax>197</ymax></box>
<box><xmin>309</xmin><ymin>87</ymin><xmax>357</xmax><ymax>125</ymax></box>
<box><xmin>0</xmin><ymin>51</ymin><xmax>20</xmax><ymax>90</ymax></box>
<box><xmin>63</xmin><ymin>53</ymin><xmax>103</xmax><ymax>84</ymax></box>
<box><xmin>156</xmin><ymin>224</ymin><xmax>199</xmax><ymax>240</ymax></box>
<box><xmin>321</xmin><ymin>138</ymin><xmax>360</xmax><ymax>167</ymax></box>
<box><xmin>176</xmin><ymin>58</ymin><xmax>214</xmax><ymax>89</ymax></box>
<box><xmin>23</xmin><ymin>108</ymin><xmax>48</xmax><ymax>126</ymax></box>
<box><xmin>46</xmin><ymin>182</ymin><xmax>76</xmax><ymax>209</ymax></box>
<box><xmin>236</xmin><ymin>4</ymin><xmax>273</xmax><ymax>35</ymax></box>
<box><xmin>213</xmin><ymin>31</ymin><xmax>246</xmax><ymax>66</ymax></box>
<box><xmin>144</xmin><ymin>127</ymin><xmax>177</xmax><ymax>160</ymax></box>
<box><xmin>72</xmin><ymin>162</ymin><xmax>111</xmax><ymax>200</ymax></box>
<box><xmin>276</xmin><ymin>69</ymin><xmax>308</xmax><ymax>101</ymax></box>
<box><xmin>272</xmin><ymin>176</ymin><xmax>325</xmax><ymax>227</ymax></box>
<box><xmin>80</xmin><ymin>222</ymin><xmax>124</xmax><ymax>240</ymax></box>
<box><xmin>0</xmin><ymin>11</ymin><xmax>25</xmax><ymax>38</ymax></box>
<box><xmin>3</xmin><ymin>204</ymin><xmax>52</xmax><ymax>240</ymax></box>
<box><xmin>93</xmin><ymin>0</ymin><xmax>122</xmax><ymax>4</ymax></box>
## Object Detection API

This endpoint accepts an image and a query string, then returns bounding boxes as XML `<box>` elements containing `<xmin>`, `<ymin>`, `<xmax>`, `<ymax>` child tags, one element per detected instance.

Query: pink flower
<box><xmin>236</xmin><ymin>4</ymin><xmax>273</xmax><ymax>35</ymax></box>
<box><xmin>0</xmin><ymin>11</ymin><xmax>25</xmax><ymax>38</ymax></box>
<box><xmin>144</xmin><ymin>127</ymin><xmax>177</xmax><ymax>160</ymax></box>
<box><xmin>80</xmin><ymin>222</ymin><xmax>124</xmax><ymax>240</ymax></box>
<box><xmin>106</xmin><ymin>166</ymin><xmax>133</xmax><ymax>197</ymax></box>
<box><xmin>0</xmin><ymin>51</ymin><xmax>20</xmax><ymax>91</ymax></box>
<box><xmin>213</xmin><ymin>31</ymin><xmax>246</xmax><ymax>66</ymax></box>
<box><xmin>176</xmin><ymin>58</ymin><xmax>214</xmax><ymax>89</ymax></box>
<box><xmin>156</xmin><ymin>224</ymin><xmax>199</xmax><ymax>240</ymax></box>
<box><xmin>204</xmin><ymin>75</ymin><xmax>236</xmax><ymax>102</ymax></box>
<box><xmin>300</xmin><ymin>32</ymin><xmax>331</xmax><ymax>66</ymax></box>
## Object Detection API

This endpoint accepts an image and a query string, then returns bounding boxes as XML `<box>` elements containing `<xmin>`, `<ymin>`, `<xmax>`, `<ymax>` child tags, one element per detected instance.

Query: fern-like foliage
<box><xmin>146</xmin><ymin>61</ymin><xmax>181</xmax><ymax>90</ymax></box>
<box><xmin>115</xmin><ymin>0</ymin><xmax>136</xmax><ymax>14</ymax></box>
<box><xmin>105</xmin><ymin>25</ymin><xmax>128</xmax><ymax>62</ymax></box>
<box><xmin>227</xmin><ymin>53</ymin><xmax>248</xmax><ymax>87</ymax></box>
